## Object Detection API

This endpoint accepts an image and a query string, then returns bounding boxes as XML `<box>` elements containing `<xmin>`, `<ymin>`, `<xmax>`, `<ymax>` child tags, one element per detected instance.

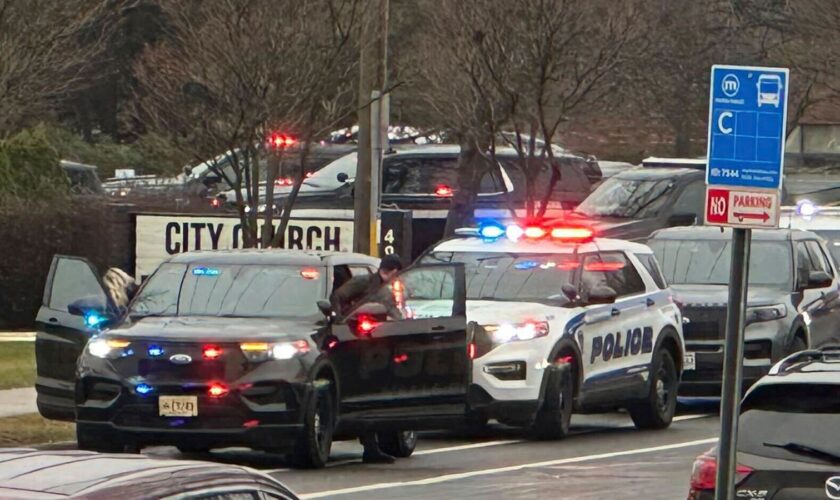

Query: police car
<box><xmin>419</xmin><ymin>221</ymin><xmax>687</xmax><ymax>437</ymax></box>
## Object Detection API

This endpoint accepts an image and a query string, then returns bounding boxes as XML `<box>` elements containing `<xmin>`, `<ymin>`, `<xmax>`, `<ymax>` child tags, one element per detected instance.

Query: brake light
<box><xmin>275</xmin><ymin>177</ymin><xmax>293</xmax><ymax>186</ymax></box>
<box><xmin>435</xmin><ymin>184</ymin><xmax>454</xmax><ymax>197</ymax></box>
<box><xmin>202</xmin><ymin>345</ymin><xmax>223</xmax><ymax>359</ymax></box>
<box><xmin>208</xmin><ymin>383</ymin><xmax>229</xmax><ymax>398</ymax></box>
<box><xmin>210</xmin><ymin>198</ymin><xmax>221</xmax><ymax>208</ymax></box>
<box><xmin>468</xmin><ymin>342</ymin><xmax>476</xmax><ymax>359</ymax></box>
<box><xmin>584</xmin><ymin>261</ymin><xmax>625</xmax><ymax>272</ymax></box>
<box><xmin>689</xmin><ymin>452</ymin><xmax>753</xmax><ymax>492</ymax></box>
<box><xmin>356</xmin><ymin>314</ymin><xmax>379</xmax><ymax>336</ymax></box>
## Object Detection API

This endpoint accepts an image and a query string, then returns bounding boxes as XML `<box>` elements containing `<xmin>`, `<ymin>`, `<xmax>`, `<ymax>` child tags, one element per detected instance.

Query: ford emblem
<box><xmin>169</xmin><ymin>354</ymin><xmax>192</xmax><ymax>365</ymax></box>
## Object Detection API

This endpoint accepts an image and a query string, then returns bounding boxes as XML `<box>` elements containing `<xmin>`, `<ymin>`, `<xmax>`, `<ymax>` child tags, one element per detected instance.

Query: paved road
<box><xmin>140</xmin><ymin>403</ymin><xmax>720</xmax><ymax>499</ymax></box>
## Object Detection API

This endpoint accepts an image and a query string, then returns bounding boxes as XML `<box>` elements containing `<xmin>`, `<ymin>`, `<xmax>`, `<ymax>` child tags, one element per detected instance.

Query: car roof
<box><xmin>59</xmin><ymin>160</ymin><xmax>98</xmax><ymax>171</ymax></box>
<box><xmin>166</xmin><ymin>249</ymin><xmax>378</xmax><ymax>267</ymax></box>
<box><xmin>614</xmin><ymin>166</ymin><xmax>703</xmax><ymax>180</ymax></box>
<box><xmin>0</xmin><ymin>449</ymin><xmax>285</xmax><ymax>497</ymax></box>
<box><xmin>385</xmin><ymin>143</ymin><xmax>585</xmax><ymax>160</ymax></box>
<box><xmin>431</xmin><ymin>236</ymin><xmax>654</xmax><ymax>255</ymax></box>
<box><xmin>649</xmin><ymin>226</ymin><xmax>821</xmax><ymax>242</ymax></box>
<box><xmin>641</xmin><ymin>156</ymin><xmax>705</xmax><ymax>168</ymax></box>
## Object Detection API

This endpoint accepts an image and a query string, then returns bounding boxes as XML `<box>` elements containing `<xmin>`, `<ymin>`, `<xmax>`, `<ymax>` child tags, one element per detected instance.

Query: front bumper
<box><xmin>76</xmin><ymin>375</ymin><xmax>313</xmax><ymax>450</ymax></box>
<box><xmin>472</xmin><ymin>336</ymin><xmax>554</xmax><ymax>403</ymax></box>
<box><xmin>678</xmin><ymin>348</ymin><xmax>773</xmax><ymax>397</ymax></box>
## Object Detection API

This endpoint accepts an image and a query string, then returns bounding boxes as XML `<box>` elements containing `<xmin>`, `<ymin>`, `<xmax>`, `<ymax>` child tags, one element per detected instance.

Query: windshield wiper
<box><xmin>763</xmin><ymin>441</ymin><xmax>840</xmax><ymax>464</ymax></box>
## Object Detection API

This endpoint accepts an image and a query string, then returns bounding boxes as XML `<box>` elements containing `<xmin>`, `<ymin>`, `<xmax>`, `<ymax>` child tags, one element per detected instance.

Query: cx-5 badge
<box><xmin>169</xmin><ymin>354</ymin><xmax>192</xmax><ymax>365</ymax></box>
<box><xmin>826</xmin><ymin>476</ymin><xmax>840</xmax><ymax>500</ymax></box>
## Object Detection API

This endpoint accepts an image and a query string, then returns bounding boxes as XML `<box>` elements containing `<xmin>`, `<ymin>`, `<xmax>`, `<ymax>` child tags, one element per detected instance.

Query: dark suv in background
<box><xmin>648</xmin><ymin>226</ymin><xmax>840</xmax><ymax>397</ymax></box>
<box><xmin>688</xmin><ymin>347</ymin><xmax>840</xmax><ymax>499</ymax></box>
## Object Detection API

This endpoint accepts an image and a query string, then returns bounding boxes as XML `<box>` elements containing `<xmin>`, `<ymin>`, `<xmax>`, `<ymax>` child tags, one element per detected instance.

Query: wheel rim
<box><xmin>655</xmin><ymin>365</ymin><xmax>673</xmax><ymax>416</ymax></box>
<box><xmin>402</xmin><ymin>431</ymin><xmax>417</xmax><ymax>446</ymax></box>
<box><xmin>314</xmin><ymin>394</ymin><xmax>331</xmax><ymax>451</ymax></box>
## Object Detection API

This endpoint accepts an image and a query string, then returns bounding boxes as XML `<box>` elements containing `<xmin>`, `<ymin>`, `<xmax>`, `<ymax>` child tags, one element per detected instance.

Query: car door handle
<box><xmin>431</xmin><ymin>325</ymin><xmax>446</xmax><ymax>331</ymax></box>
<box><xmin>611</xmin><ymin>308</ymin><xmax>621</xmax><ymax>317</ymax></box>
<box><xmin>48</xmin><ymin>318</ymin><xmax>58</xmax><ymax>323</ymax></box>
<box><xmin>646</xmin><ymin>298</ymin><xmax>655</xmax><ymax>307</ymax></box>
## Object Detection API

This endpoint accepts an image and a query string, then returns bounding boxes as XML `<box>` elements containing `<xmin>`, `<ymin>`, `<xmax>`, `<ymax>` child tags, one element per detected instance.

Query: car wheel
<box><xmin>76</xmin><ymin>423</ymin><xmax>125</xmax><ymax>453</ymax></box>
<box><xmin>377</xmin><ymin>430</ymin><xmax>417</xmax><ymax>458</ymax></box>
<box><xmin>629</xmin><ymin>349</ymin><xmax>678</xmax><ymax>430</ymax></box>
<box><xmin>289</xmin><ymin>379</ymin><xmax>334</xmax><ymax>469</ymax></box>
<box><xmin>531</xmin><ymin>363</ymin><xmax>573</xmax><ymax>440</ymax></box>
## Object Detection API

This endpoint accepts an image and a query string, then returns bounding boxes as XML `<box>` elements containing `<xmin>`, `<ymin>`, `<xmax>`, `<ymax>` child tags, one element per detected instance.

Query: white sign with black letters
<box><xmin>135</xmin><ymin>213</ymin><xmax>354</xmax><ymax>279</ymax></box>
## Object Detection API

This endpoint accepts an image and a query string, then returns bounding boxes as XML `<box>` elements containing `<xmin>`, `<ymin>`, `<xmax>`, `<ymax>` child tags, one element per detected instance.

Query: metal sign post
<box><xmin>704</xmin><ymin>64</ymin><xmax>789</xmax><ymax>500</ymax></box>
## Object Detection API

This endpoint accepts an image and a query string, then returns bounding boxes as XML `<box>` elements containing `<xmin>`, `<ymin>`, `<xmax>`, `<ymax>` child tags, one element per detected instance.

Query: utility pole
<box><xmin>353</xmin><ymin>0</ymin><xmax>389</xmax><ymax>256</ymax></box>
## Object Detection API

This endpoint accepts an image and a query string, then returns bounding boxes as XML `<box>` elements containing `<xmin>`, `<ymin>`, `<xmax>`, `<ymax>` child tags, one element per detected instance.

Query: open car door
<box><xmin>330</xmin><ymin>263</ymin><xmax>468</xmax><ymax>426</ymax></box>
<box><xmin>35</xmin><ymin>255</ymin><xmax>114</xmax><ymax>421</ymax></box>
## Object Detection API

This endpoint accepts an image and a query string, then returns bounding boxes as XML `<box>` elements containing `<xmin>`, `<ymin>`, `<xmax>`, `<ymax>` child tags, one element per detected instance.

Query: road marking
<box><xmin>673</xmin><ymin>414</ymin><xmax>710</xmax><ymax>422</ymax></box>
<box><xmin>413</xmin><ymin>439</ymin><xmax>522</xmax><ymax>456</ymax></box>
<box><xmin>298</xmin><ymin>437</ymin><xmax>718</xmax><ymax>498</ymax></box>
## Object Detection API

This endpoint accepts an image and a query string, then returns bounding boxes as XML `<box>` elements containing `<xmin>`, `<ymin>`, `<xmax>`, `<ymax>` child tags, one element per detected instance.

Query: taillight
<box><xmin>208</xmin><ymin>383</ymin><xmax>229</xmax><ymax>398</ymax></box>
<box><xmin>435</xmin><ymin>184</ymin><xmax>454</xmax><ymax>197</ymax></box>
<box><xmin>210</xmin><ymin>197</ymin><xmax>221</xmax><ymax>208</ymax></box>
<box><xmin>468</xmin><ymin>342</ymin><xmax>476</xmax><ymax>359</ymax></box>
<box><xmin>689</xmin><ymin>451</ymin><xmax>753</xmax><ymax>492</ymax></box>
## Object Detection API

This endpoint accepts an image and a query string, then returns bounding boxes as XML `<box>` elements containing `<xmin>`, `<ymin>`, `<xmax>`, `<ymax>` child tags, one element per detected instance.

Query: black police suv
<box><xmin>648</xmin><ymin>226</ymin><xmax>840</xmax><ymax>397</ymax></box>
<box><xmin>688</xmin><ymin>346</ymin><xmax>840</xmax><ymax>499</ymax></box>
<box><xmin>0</xmin><ymin>448</ymin><xmax>298</xmax><ymax>499</ymax></box>
<box><xmin>35</xmin><ymin>251</ymin><xmax>471</xmax><ymax>468</ymax></box>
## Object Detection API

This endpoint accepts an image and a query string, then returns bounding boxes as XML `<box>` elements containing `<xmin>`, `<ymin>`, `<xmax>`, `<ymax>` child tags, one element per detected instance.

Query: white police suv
<box><xmin>419</xmin><ymin>221</ymin><xmax>687</xmax><ymax>438</ymax></box>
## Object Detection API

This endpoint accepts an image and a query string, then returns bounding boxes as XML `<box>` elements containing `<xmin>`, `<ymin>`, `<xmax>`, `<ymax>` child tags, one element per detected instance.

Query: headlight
<box><xmin>240</xmin><ymin>340</ymin><xmax>311</xmax><ymax>362</ymax></box>
<box><xmin>88</xmin><ymin>338</ymin><xmax>131</xmax><ymax>359</ymax></box>
<box><xmin>484</xmin><ymin>321</ymin><xmax>550</xmax><ymax>344</ymax></box>
<box><xmin>746</xmin><ymin>304</ymin><xmax>787</xmax><ymax>324</ymax></box>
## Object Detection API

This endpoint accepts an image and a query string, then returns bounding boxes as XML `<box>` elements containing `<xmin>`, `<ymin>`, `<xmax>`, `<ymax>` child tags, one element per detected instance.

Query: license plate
<box><xmin>684</xmin><ymin>352</ymin><xmax>696</xmax><ymax>371</ymax></box>
<box><xmin>159</xmin><ymin>396</ymin><xmax>198</xmax><ymax>417</ymax></box>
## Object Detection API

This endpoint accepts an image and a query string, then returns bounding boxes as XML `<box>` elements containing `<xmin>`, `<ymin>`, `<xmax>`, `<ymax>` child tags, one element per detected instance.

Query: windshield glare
<box><xmin>575</xmin><ymin>177</ymin><xmax>674</xmax><ymax>218</ymax></box>
<box><xmin>130</xmin><ymin>263</ymin><xmax>325</xmax><ymax>318</ymax></box>
<box><xmin>422</xmin><ymin>251</ymin><xmax>577</xmax><ymax>305</ymax></box>
<box><xmin>649</xmin><ymin>238</ymin><xmax>792</xmax><ymax>288</ymax></box>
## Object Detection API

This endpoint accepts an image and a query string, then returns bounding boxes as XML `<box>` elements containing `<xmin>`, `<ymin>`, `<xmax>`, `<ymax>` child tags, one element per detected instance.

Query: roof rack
<box><xmin>769</xmin><ymin>344</ymin><xmax>840</xmax><ymax>374</ymax></box>
<box><xmin>641</xmin><ymin>157</ymin><xmax>705</xmax><ymax>170</ymax></box>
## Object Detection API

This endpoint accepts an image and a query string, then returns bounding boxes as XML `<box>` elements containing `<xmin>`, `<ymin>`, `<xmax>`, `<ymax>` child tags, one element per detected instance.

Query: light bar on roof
<box><xmin>462</xmin><ymin>221</ymin><xmax>595</xmax><ymax>243</ymax></box>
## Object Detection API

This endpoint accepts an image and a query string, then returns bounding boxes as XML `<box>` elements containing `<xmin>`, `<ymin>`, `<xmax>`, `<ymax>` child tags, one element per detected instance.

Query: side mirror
<box><xmin>667</xmin><ymin>213</ymin><xmax>697</xmax><ymax>227</ymax></box>
<box><xmin>806</xmin><ymin>270</ymin><xmax>833</xmax><ymax>290</ymax></box>
<box><xmin>587</xmin><ymin>286</ymin><xmax>618</xmax><ymax>305</ymax></box>
<box><xmin>336</xmin><ymin>172</ymin><xmax>349</xmax><ymax>183</ymax></box>
<box><xmin>317</xmin><ymin>300</ymin><xmax>333</xmax><ymax>318</ymax></box>
<box><xmin>561</xmin><ymin>283</ymin><xmax>578</xmax><ymax>302</ymax></box>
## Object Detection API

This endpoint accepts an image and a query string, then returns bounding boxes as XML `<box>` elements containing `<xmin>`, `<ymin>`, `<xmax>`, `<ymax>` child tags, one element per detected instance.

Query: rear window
<box><xmin>421</xmin><ymin>251</ymin><xmax>577</xmax><ymax>305</ymax></box>
<box><xmin>502</xmin><ymin>157</ymin><xmax>592</xmax><ymax>201</ymax></box>
<box><xmin>738</xmin><ymin>383</ymin><xmax>840</xmax><ymax>464</ymax></box>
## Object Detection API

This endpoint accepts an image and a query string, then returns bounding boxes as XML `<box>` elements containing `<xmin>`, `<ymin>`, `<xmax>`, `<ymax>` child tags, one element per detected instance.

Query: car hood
<box><xmin>108</xmin><ymin>316</ymin><xmax>318</xmax><ymax>341</ymax></box>
<box><xmin>670</xmin><ymin>284</ymin><xmax>788</xmax><ymax>307</ymax></box>
<box><xmin>466</xmin><ymin>300</ymin><xmax>572</xmax><ymax>325</ymax></box>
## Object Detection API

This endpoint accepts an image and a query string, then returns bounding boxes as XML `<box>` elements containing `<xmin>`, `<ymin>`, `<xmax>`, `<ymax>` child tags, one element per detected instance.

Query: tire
<box><xmin>289</xmin><ymin>380</ymin><xmax>334</xmax><ymax>469</ymax></box>
<box><xmin>377</xmin><ymin>430</ymin><xmax>417</xmax><ymax>458</ymax></box>
<box><xmin>531</xmin><ymin>363</ymin><xmax>573</xmax><ymax>440</ymax></box>
<box><xmin>76</xmin><ymin>423</ymin><xmax>125</xmax><ymax>453</ymax></box>
<box><xmin>629</xmin><ymin>349</ymin><xmax>678</xmax><ymax>430</ymax></box>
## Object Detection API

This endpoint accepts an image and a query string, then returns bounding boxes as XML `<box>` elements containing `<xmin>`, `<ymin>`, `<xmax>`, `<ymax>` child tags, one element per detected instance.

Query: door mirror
<box><xmin>587</xmin><ymin>286</ymin><xmax>618</xmax><ymax>305</ymax></box>
<box><xmin>336</xmin><ymin>172</ymin><xmax>349</xmax><ymax>183</ymax></box>
<box><xmin>806</xmin><ymin>270</ymin><xmax>833</xmax><ymax>290</ymax></box>
<box><xmin>317</xmin><ymin>300</ymin><xmax>334</xmax><ymax>318</ymax></box>
<box><xmin>667</xmin><ymin>213</ymin><xmax>697</xmax><ymax>226</ymax></box>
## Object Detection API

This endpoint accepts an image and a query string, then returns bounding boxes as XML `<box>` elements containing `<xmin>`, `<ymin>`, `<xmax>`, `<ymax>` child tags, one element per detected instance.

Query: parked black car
<box><xmin>36</xmin><ymin>251</ymin><xmax>471</xmax><ymax>468</ymax></box>
<box><xmin>0</xmin><ymin>448</ymin><xmax>298</xmax><ymax>499</ymax></box>
<box><xmin>648</xmin><ymin>226</ymin><xmax>840</xmax><ymax>397</ymax></box>
<box><xmin>688</xmin><ymin>347</ymin><xmax>840</xmax><ymax>499</ymax></box>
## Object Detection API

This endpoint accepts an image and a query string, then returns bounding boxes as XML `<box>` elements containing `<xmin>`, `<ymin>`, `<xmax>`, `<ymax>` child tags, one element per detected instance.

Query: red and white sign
<box><xmin>705</xmin><ymin>187</ymin><xmax>780</xmax><ymax>228</ymax></box>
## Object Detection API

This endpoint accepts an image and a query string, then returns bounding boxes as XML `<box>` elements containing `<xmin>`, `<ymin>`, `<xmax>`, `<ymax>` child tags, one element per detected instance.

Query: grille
<box><xmin>137</xmin><ymin>359</ymin><xmax>225</xmax><ymax>381</ymax></box>
<box><xmin>682</xmin><ymin>307</ymin><xmax>726</xmax><ymax>341</ymax></box>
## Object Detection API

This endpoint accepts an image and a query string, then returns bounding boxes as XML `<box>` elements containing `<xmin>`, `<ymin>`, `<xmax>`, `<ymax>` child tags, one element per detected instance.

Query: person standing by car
<box><xmin>329</xmin><ymin>254</ymin><xmax>404</xmax><ymax>463</ymax></box>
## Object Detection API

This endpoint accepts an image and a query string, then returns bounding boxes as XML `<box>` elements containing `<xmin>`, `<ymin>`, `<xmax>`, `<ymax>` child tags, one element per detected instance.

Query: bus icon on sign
<box><xmin>757</xmin><ymin>74</ymin><xmax>783</xmax><ymax>108</ymax></box>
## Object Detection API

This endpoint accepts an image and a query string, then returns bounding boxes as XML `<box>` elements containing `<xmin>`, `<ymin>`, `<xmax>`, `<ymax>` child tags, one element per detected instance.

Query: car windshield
<box><xmin>129</xmin><ymin>263</ymin><xmax>325</xmax><ymax>318</ymax></box>
<box><xmin>421</xmin><ymin>251</ymin><xmax>577</xmax><ymax>305</ymax></box>
<box><xmin>649</xmin><ymin>238</ymin><xmax>792</xmax><ymax>288</ymax></box>
<box><xmin>574</xmin><ymin>177</ymin><xmax>675</xmax><ymax>218</ymax></box>
<box><xmin>738</xmin><ymin>383</ymin><xmax>840</xmax><ymax>465</ymax></box>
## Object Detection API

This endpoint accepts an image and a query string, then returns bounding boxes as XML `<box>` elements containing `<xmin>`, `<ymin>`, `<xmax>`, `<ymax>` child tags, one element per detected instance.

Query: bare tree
<box><xmin>407</xmin><ymin>0</ymin><xmax>643</xmax><ymax>229</ymax></box>
<box><xmin>0</xmin><ymin>0</ymin><xmax>109</xmax><ymax>136</ymax></box>
<box><xmin>134</xmin><ymin>0</ymin><xmax>360</xmax><ymax>248</ymax></box>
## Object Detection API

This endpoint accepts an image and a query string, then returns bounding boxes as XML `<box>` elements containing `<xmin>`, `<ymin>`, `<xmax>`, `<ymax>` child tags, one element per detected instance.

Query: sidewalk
<box><xmin>0</xmin><ymin>387</ymin><xmax>37</xmax><ymax>418</ymax></box>
<box><xmin>0</xmin><ymin>332</ymin><xmax>35</xmax><ymax>342</ymax></box>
